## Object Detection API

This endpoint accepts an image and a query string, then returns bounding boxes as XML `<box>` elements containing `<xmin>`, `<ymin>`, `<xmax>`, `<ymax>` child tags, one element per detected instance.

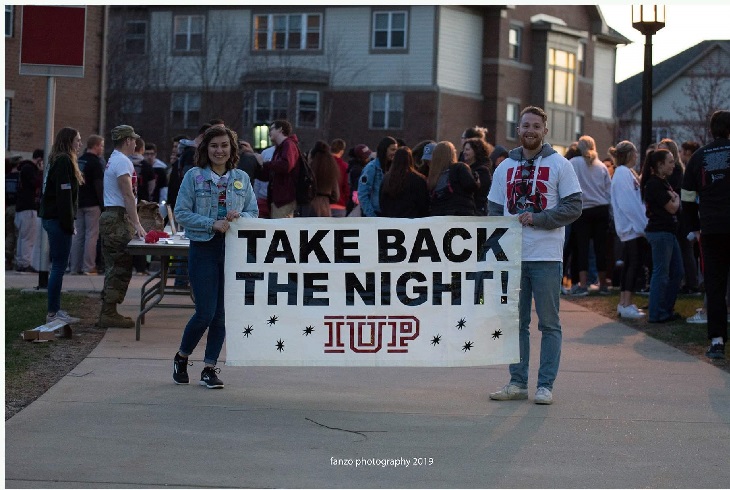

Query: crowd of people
<box><xmin>4</xmin><ymin>108</ymin><xmax>728</xmax><ymax>393</ymax></box>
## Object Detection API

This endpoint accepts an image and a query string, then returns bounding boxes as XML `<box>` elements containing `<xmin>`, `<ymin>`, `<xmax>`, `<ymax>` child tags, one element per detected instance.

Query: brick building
<box><xmin>4</xmin><ymin>5</ymin><xmax>106</xmax><ymax>159</ymax></box>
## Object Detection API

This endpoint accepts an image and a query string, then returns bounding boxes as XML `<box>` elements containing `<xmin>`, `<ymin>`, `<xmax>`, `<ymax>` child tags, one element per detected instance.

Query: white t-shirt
<box><xmin>104</xmin><ymin>149</ymin><xmax>136</xmax><ymax>207</ymax></box>
<box><xmin>488</xmin><ymin>150</ymin><xmax>581</xmax><ymax>262</ymax></box>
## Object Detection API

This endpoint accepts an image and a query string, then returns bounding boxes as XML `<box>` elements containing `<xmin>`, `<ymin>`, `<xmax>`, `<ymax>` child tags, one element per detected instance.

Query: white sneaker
<box><xmin>489</xmin><ymin>384</ymin><xmax>528</xmax><ymax>401</ymax></box>
<box><xmin>686</xmin><ymin>309</ymin><xmax>707</xmax><ymax>324</ymax></box>
<box><xmin>618</xmin><ymin>304</ymin><xmax>645</xmax><ymax>319</ymax></box>
<box><xmin>534</xmin><ymin>387</ymin><xmax>553</xmax><ymax>405</ymax></box>
<box><xmin>47</xmin><ymin>310</ymin><xmax>80</xmax><ymax>325</ymax></box>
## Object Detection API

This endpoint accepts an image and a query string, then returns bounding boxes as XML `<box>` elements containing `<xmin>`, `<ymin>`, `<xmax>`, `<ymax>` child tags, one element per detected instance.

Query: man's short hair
<box><xmin>32</xmin><ymin>149</ymin><xmax>44</xmax><ymax>160</ymax></box>
<box><xmin>520</xmin><ymin>106</ymin><xmax>548</xmax><ymax>124</ymax></box>
<box><xmin>208</xmin><ymin>118</ymin><xmax>225</xmax><ymax>126</ymax></box>
<box><xmin>463</xmin><ymin>126</ymin><xmax>487</xmax><ymax>139</ymax></box>
<box><xmin>330</xmin><ymin>139</ymin><xmax>346</xmax><ymax>153</ymax></box>
<box><xmin>710</xmin><ymin>110</ymin><xmax>730</xmax><ymax>139</ymax></box>
<box><xmin>86</xmin><ymin>135</ymin><xmax>103</xmax><ymax>149</ymax></box>
<box><xmin>134</xmin><ymin>137</ymin><xmax>145</xmax><ymax>152</ymax></box>
<box><xmin>681</xmin><ymin>141</ymin><xmax>700</xmax><ymax>154</ymax></box>
<box><xmin>270</xmin><ymin>119</ymin><xmax>292</xmax><ymax>136</ymax></box>
<box><xmin>173</xmin><ymin>134</ymin><xmax>188</xmax><ymax>143</ymax></box>
<box><xmin>145</xmin><ymin>143</ymin><xmax>157</xmax><ymax>152</ymax></box>
<box><xmin>197</xmin><ymin>124</ymin><xmax>212</xmax><ymax>136</ymax></box>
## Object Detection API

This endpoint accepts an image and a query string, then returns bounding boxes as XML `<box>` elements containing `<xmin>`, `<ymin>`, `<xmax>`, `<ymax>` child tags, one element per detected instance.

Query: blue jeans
<box><xmin>42</xmin><ymin>219</ymin><xmax>73</xmax><ymax>314</ymax></box>
<box><xmin>645</xmin><ymin>231</ymin><xmax>684</xmax><ymax>322</ymax></box>
<box><xmin>510</xmin><ymin>261</ymin><xmax>563</xmax><ymax>390</ymax></box>
<box><xmin>179</xmin><ymin>233</ymin><xmax>226</xmax><ymax>365</ymax></box>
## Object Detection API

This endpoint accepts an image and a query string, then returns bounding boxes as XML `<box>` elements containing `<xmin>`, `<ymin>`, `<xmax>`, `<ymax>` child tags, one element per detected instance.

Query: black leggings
<box><xmin>573</xmin><ymin>205</ymin><xmax>610</xmax><ymax>273</ymax></box>
<box><xmin>621</xmin><ymin>236</ymin><xmax>649</xmax><ymax>293</ymax></box>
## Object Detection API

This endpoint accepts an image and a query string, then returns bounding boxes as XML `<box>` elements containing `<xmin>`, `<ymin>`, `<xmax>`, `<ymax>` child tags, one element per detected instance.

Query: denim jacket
<box><xmin>357</xmin><ymin>158</ymin><xmax>383</xmax><ymax>217</ymax></box>
<box><xmin>174</xmin><ymin>166</ymin><xmax>258</xmax><ymax>242</ymax></box>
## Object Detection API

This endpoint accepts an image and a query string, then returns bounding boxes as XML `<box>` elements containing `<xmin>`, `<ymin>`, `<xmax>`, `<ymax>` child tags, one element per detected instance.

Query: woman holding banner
<box><xmin>173</xmin><ymin>126</ymin><xmax>258</xmax><ymax>389</ymax></box>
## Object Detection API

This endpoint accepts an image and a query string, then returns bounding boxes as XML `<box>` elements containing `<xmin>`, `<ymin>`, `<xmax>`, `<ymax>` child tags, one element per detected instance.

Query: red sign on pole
<box><xmin>20</xmin><ymin>6</ymin><xmax>86</xmax><ymax>77</ymax></box>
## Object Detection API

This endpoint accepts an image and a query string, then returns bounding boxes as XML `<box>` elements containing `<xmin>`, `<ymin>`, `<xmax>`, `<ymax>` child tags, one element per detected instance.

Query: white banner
<box><xmin>224</xmin><ymin>216</ymin><xmax>522</xmax><ymax>367</ymax></box>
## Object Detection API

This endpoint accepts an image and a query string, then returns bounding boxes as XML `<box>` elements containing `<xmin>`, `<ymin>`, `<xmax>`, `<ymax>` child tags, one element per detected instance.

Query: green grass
<box><xmin>4</xmin><ymin>289</ymin><xmax>87</xmax><ymax>374</ymax></box>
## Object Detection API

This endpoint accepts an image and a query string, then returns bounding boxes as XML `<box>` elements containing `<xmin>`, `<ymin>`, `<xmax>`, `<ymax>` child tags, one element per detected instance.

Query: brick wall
<box><xmin>4</xmin><ymin>6</ymin><xmax>104</xmax><ymax>157</ymax></box>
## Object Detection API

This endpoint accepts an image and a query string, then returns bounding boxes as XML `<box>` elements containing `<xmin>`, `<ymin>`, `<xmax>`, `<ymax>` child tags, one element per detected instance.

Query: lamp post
<box><xmin>632</xmin><ymin>4</ymin><xmax>665</xmax><ymax>159</ymax></box>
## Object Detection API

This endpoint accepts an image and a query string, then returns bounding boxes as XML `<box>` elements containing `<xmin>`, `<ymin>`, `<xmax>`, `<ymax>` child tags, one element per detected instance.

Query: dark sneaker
<box><xmin>706</xmin><ymin>343</ymin><xmax>725</xmax><ymax>360</ymax></box>
<box><xmin>173</xmin><ymin>353</ymin><xmax>191</xmax><ymax>384</ymax></box>
<box><xmin>200</xmin><ymin>367</ymin><xmax>224</xmax><ymax>389</ymax></box>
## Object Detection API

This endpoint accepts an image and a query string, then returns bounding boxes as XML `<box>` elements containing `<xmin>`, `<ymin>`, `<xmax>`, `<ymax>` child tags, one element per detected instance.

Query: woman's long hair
<box><xmin>49</xmin><ymin>127</ymin><xmax>84</xmax><ymax>184</ymax></box>
<box><xmin>658</xmin><ymin>138</ymin><xmax>684</xmax><ymax>171</ymax></box>
<box><xmin>640</xmin><ymin>148</ymin><xmax>671</xmax><ymax>200</ymax></box>
<box><xmin>381</xmin><ymin>147</ymin><xmax>423</xmax><ymax>198</ymax></box>
<box><xmin>609</xmin><ymin>140</ymin><xmax>637</xmax><ymax>168</ymax></box>
<box><xmin>577</xmin><ymin>135</ymin><xmax>598</xmax><ymax>165</ymax></box>
<box><xmin>463</xmin><ymin>137</ymin><xmax>491</xmax><ymax>173</ymax></box>
<box><xmin>375</xmin><ymin>136</ymin><xmax>398</xmax><ymax>172</ymax></box>
<box><xmin>195</xmin><ymin>126</ymin><xmax>239</xmax><ymax>170</ymax></box>
<box><xmin>309</xmin><ymin>140</ymin><xmax>339</xmax><ymax>194</ymax></box>
<box><xmin>427</xmin><ymin>141</ymin><xmax>457</xmax><ymax>191</ymax></box>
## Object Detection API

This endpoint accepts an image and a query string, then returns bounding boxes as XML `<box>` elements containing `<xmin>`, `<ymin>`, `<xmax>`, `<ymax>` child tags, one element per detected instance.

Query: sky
<box><xmin>598</xmin><ymin>2</ymin><xmax>730</xmax><ymax>82</ymax></box>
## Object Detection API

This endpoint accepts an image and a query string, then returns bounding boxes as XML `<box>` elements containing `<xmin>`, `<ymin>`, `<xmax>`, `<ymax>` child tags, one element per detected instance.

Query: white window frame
<box><xmin>372</xmin><ymin>11</ymin><xmax>407</xmax><ymax>49</ymax></box>
<box><xmin>171</xmin><ymin>93</ymin><xmax>201</xmax><ymax>128</ymax></box>
<box><xmin>173</xmin><ymin>15</ymin><xmax>204</xmax><ymax>53</ymax></box>
<box><xmin>254</xmin><ymin>89</ymin><xmax>289</xmax><ymax>123</ymax></box>
<box><xmin>506</xmin><ymin>102</ymin><xmax>520</xmax><ymax>141</ymax></box>
<box><xmin>253</xmin><ymin>13</ymin><xmax>322</xmax><ymax>51</ymax></box>
<box><xmin>5</xmin><ymin>5</ymin><xmax>13</xmax><ymax>37</ymax></box>
<box><xmin>508</xmin><ymin>26</ymin><xmax>521</xmax><ymax>61</ymax></box>
<box><xmin>125</xmin><ymin>20</ymin><xmax>147</xmax><ymax>55</ymax></box>
<box><xmin>296</xmin><ymin>91</ymin><xmax>320</xmax><ymax>128</ymax></box>
<box><xmin>575</xmin><ymin>114</ymin><xmax>584</xmax><ymax>141</ymax></box>
<box><xmin>652</xmin><ymin>127</ymin><xmax>671</xmax><ymax>143</ymax></box>
<box><xmin>369</xmin><ymin>92</ymin><xmax>403</xmax><ymax>130</ymax></box>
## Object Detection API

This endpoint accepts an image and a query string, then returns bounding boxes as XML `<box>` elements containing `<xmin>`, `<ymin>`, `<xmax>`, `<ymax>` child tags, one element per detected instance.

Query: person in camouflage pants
<box><xmin>99</xmin><ymin>125</ymin><xmax>146</xmax><ymax>328</ymax></box>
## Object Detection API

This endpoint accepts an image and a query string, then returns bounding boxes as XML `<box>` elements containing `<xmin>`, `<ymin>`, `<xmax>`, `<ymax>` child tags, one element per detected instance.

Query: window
<box><xmin>5</xmin><ymin>98</ymin><xmax>10</xmax><ymax>150</ymax></box>
<box><xmin>370</xmin><ymin>92</ymin><xmax>403</xmax><ymax>129</ymax></box>
<box><xmin>123</xmin><ymin>98</ymin><xmax>143</xmax><ymax>115</ymax></box>
<box><xmin>508</xmin><ymin>26</ymin><xmax>521</xmax><ymax>61</ymax></box>
<box><xmin>174</xmin><ymin>15</ymin><xmax>204</xmax><ymax>52</ymax></box>
<box><xmin>372</xmin><ymin>11</ymin><xmax>407</xmax><ymax>49</ymax></box>
<box><xmin>5</xmin><ymin>5</ymin><xmax>12</xmax><ymax>37</ymax></box>
<box><xmin>577</xmin><ymin>42</ymin><xmax>586</xmax><ymax>76</ymax></box>
<box><xmin>253</xmin><ymin>13</ymin><xmax>322</xmax><ymax>51</ymax></box>
<box><xmin>171</xmin><ymin>93</ymin><xmax>201</xmax><ymax>128</ymax></box>
<box><xmin>296</xmin><ymin>91</ymin><xmax>319</xmax><ymax>128</ymax></box>
<box><xmin>506</xmin><ymin>102</ymin><xmax>520</xmax><ymax>140</ymax></box>
<box><xmin>575</xmin><ymin>114</ymin><xmax>584</xmax><ymax>141</ymax></box>
<box><xmin>254</xmin><ymin>90</ymin><xmax>289</xmax><ymax>123</ymax></box>
<box><xmin>125</xmin><ymin>21</ymin><xmax>147</xmax><ymax>55</ymax></box>
<box><xmin>547</xmin><ymin>48</ymin><xmax>576</xmax><ymax>106</ymax></box>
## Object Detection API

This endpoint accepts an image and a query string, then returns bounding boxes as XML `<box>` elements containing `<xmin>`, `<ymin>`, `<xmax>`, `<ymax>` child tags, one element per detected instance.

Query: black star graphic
<box><xmin>431</xmin><ymin>334</ymin><xmax>441</xmax><ymax>346</ymax></box>
<box><xmin>303</xmin><ymin>325</ymin><xmax>314</xmax><ymax>336</ymax></box>
<box><xmin>492</xmin><ymin>329</ymin><xmax>502</xmax><ymax>340</ymax></box>
<box><xmin>462</xmin><ymin>341</ymin><xmax>474</xmax><ymax>352</ymax></box>
<box><xmin>456</xmin><ymin>318</ymin><xmax>466</xmax><ymax>330</ymax></box>
<box><xmin>276</xmin><ymin>338</ymin><xmax>284</xmax><ymax>352</ymax></box>
<box><xmin>267</xmin><ymin>315</ymin><xmax>278</xmax><ymax>326</ymax></box>
<box><xmin>243</xmin><ymin>325</ymin><xmax>253</xmax><ymax>337</ymax></box>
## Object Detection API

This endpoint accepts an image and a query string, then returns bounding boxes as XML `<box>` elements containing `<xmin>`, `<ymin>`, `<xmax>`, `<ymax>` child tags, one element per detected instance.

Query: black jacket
<box><xmin>38</xmin><ymin>154</ymin><xmax>79</xmax><ymax>234</ymax></box>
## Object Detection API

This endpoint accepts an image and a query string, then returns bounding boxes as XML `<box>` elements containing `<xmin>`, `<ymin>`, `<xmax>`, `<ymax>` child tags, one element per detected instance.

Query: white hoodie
<box><xmin>611</xmin><ymin>165</ymin><xmax>647</xmax><ymax>242</ymax></box>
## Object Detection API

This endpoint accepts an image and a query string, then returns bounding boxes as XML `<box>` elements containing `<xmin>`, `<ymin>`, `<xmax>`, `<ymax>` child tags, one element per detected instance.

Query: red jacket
<box><xmin>259</xmin><ymin>135</ymin><xmax>300</xmax><ymax>207</ymax></box>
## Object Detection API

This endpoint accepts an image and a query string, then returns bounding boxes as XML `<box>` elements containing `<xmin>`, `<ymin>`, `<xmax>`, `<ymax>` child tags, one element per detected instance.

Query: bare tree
<box><xmin>671</xmin><ymin>48</ymin><xmax>730</xmax><ymax>145</ymax></box>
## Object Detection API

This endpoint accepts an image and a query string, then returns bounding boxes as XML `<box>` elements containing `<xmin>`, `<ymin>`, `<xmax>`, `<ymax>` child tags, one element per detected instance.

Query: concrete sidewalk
<box><xmin>5</xmin><ymin>270</ymin><xmax>730</xmax><ymax>488</ymax></box>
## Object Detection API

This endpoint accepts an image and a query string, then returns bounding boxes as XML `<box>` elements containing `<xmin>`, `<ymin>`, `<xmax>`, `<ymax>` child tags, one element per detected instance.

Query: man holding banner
<box><xmin>487</xmin><ymin>106</ymin><xmax>582</xmax><ymax>405</ymax></box>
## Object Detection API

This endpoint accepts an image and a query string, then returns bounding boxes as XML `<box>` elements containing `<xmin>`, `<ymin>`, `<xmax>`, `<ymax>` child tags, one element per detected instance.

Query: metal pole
<box><xmin>36</xmin><ymin>76</ymin><xmax>56</xmax><ymax>289</ymax></box>
<box><xmin>640</xmin><ymin>32</ymin><xmax>653</xmax><ymax>162</ymax></box>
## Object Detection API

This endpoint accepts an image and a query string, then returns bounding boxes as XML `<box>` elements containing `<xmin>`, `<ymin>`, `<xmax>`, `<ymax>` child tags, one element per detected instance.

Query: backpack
<box><xmin>430</xmin><ymin>168</ymin><xmax>453</xmax><ymax>202</ymax></box>
<box><xmin>295</xmin><ymin>145</ymin><xmax>316</xmax><ymax>205</ymax></box>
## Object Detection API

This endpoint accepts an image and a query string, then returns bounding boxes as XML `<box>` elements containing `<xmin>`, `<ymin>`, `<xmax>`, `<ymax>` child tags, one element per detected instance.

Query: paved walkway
<box><xmin>4</xmin><ymin>270</ymin><xmax>730</xmax><ymax>488</ymax></box>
